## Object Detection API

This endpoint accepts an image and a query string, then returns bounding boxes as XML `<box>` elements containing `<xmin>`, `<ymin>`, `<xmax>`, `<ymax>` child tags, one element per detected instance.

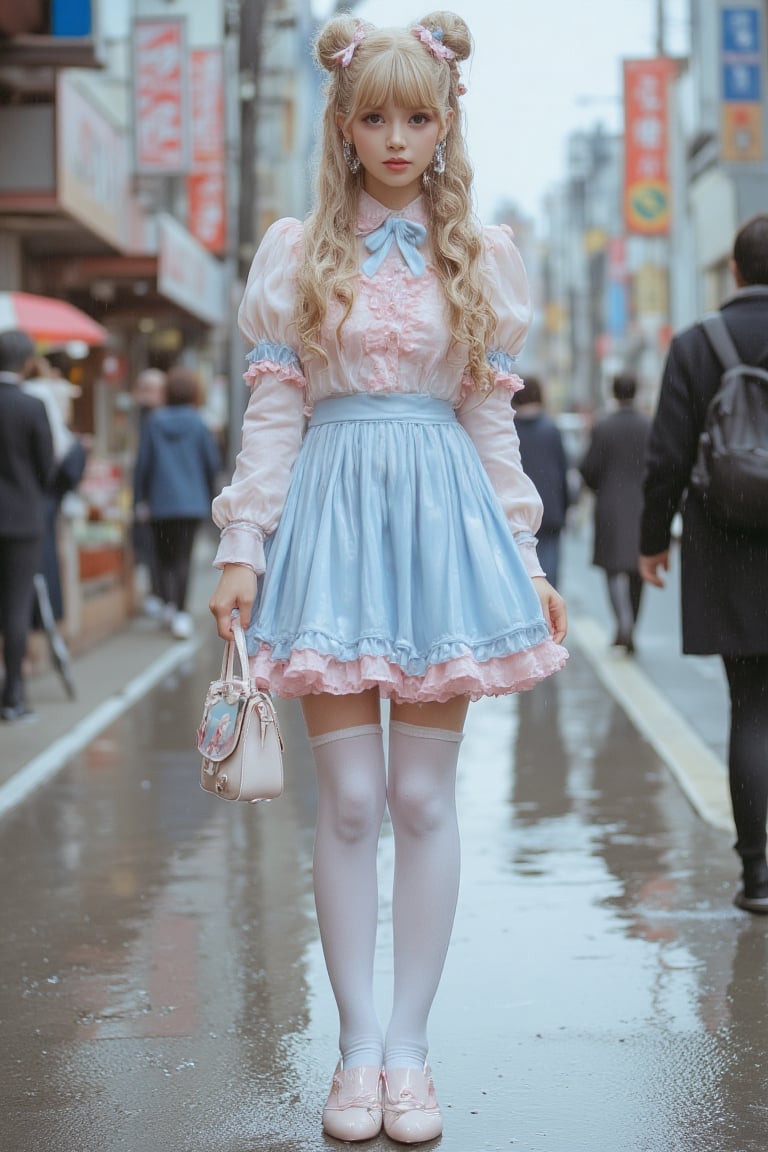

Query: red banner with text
<box><xmin>187</xmin><ymin>48</ymin><xmax>227</xmax><ymax>254</ymax></box>
<box><xmin>133</xmin><ymin>17</ymin><xmax>189</xmax><ymax>175</ymax></box>
<box><xmin>623</xmin><ymin>58</ymin><xmax>674</xmax><ymax>236</ymax></box>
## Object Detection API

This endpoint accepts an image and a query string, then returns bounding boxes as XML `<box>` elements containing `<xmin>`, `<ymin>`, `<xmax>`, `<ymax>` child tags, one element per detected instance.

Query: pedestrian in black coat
<box><xmin>580</xmin><ymin>374</ymin><xmax>651</xmax><ymax>653</ymax></box>
<box><xmin>512</xmin><ymin>376</ymin><xmax>570</xmax><ymax>589</ymax></box>
<box><xmin>639</xmin><ymin>213</ymin><xmax>768</xmax><ymax>914</ymax></box>
<box><xmin>0</xmin><ymin>329</ymin><xmax>54</xmax><ymax>721</ymax></box>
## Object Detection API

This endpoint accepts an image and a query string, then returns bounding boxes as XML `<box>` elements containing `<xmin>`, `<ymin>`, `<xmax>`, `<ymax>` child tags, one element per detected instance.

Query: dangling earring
<box><xmin>432</xmin><ymin>138</ymin><xmax>446</xmax><ymax>176</ymax></box>
<box><xmin>342</xmin><ymin>138</ymin><xmax>360</xmax><ymax>174</ymax></box>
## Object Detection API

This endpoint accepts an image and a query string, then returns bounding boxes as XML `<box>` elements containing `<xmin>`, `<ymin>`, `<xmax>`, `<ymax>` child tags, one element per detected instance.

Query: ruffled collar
<box><xmin>356</xmin><ymin>190</ymin><xmax>429</xmax><ymax>236</ymax></box>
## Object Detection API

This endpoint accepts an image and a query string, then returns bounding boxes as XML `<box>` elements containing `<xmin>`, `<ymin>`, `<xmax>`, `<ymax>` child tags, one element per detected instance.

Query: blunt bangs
<box><xmin>348</xmin><ymin>42</ymin><xmax>446</xmax><ymax>120</ymax></box>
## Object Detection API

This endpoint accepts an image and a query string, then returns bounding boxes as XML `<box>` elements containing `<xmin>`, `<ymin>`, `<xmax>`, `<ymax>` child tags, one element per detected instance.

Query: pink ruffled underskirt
<box><xmin>248</xmin><ymin>639</ymin><xmax>568</xmax><ymax>704</ymax></box>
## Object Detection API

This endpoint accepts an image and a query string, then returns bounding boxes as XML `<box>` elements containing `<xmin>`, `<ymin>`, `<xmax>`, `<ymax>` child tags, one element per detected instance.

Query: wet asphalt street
<box><xmin>1</xmin><ymin>525</ymin><xmax>767</xmax><ymax>1152</ymax></box>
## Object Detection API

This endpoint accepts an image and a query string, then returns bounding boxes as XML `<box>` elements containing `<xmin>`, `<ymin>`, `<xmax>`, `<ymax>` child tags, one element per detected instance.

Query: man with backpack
<box><xmin>639</xmin><ymin>213</ymin><xmax>768</xmax><ymax>915</ymax></box>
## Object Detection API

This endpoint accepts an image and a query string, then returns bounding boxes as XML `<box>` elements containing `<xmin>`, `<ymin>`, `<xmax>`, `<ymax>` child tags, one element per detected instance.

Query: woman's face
<box><xmin>339</xmin><ymin>99</ymin><xmax>451</xmax><ymax>209</ymax></box>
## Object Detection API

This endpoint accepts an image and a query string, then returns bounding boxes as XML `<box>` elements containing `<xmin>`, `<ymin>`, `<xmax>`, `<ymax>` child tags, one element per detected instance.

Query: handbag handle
<box><xmin>221</xmin><ymin>616</ymin><xmax>251</xmax><ymax>684</ymax></box>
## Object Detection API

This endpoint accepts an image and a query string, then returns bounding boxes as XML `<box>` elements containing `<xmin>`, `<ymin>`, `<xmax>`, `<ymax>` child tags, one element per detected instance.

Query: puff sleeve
<box><xmin>457</xmin><ymin>225</ymin><xmax>545</xmax><ymax>579</ymax></box>
<box><xmin>212</xmin><ymin>219</ymin><xmax>307</xmax><ymax>574</ymax></box>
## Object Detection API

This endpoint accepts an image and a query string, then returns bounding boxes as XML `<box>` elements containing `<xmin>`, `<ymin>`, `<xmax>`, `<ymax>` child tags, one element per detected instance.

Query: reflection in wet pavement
<box><xmin>1</xmin><ymin>646</ymin><xmax>766</xmax><ymax>1151</ymax></box>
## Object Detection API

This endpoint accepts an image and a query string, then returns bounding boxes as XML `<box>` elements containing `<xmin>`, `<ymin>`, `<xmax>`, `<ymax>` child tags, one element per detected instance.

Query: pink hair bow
<box><xmin>411</xmin><ymin>25</ymin><xmax>456</xmax><ymax>62</ymax></box>
<box><xmin>332</xmin><ymin>24</ymin><xmax>366</xmax><ymax>68</ymax></box>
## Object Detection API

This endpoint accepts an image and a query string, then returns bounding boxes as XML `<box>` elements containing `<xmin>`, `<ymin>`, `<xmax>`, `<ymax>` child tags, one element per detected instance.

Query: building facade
<box><xmin>676</xmin><ymin>0</ymin><xmax>768</xmax><ymax>320</ymax></box>
<box><xmin>0</xmin><ymin>0</ymin><xmax>317</xmax><ymax>651</ymax></box>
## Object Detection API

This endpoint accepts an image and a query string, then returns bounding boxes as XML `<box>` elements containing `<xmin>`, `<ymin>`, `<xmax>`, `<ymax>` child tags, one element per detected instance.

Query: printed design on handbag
<box><xmin>198</xmin><ymin>685</ymin><xmax>283</xmax><ymax>769</ymax></box>
<box><xmin>198</xmin><ymin>690</ymin><xmax>246</xmax><ymax>764</ymax></box>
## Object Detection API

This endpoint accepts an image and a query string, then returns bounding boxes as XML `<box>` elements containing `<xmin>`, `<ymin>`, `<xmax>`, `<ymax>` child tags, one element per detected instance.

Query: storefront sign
<box><xmin>57</xmin><ymin>73</ymin><xmax>151</xmax><ymax>254</ymax></box>
<box><xmin>720</xmin><ymin>4</ymin><xmax>764</xmax><ymax>162</ymax></box>
<box><xmin>132</xmin><ymin>16</ymin><xmax>190</xmax><ymax>175</ymax></box>
<box><xmin>187</xmin><ymin>48</ymin><xmax>227</xmax><ymax>254</ymax></box>
<box><xmin>623</xmin><ymin>58</ymin><xmax>674</xmax><ymax>236</ymax></box>
<box><xmin>157</xmin><ymin>213</ymin><xmax>225</xmax><ymax>325</ymax></box>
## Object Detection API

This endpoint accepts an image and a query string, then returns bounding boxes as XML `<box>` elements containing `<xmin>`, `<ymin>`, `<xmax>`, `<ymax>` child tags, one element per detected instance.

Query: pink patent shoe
<box><xmin>322</xmin><ymin>1062</ymin><xmax>383</xmax><ymax>1141</ymax></box>
<box><xmin>382</xmin><ymin>1065</ymin><xmax>442</xmax><ymax>1144</ymax></box>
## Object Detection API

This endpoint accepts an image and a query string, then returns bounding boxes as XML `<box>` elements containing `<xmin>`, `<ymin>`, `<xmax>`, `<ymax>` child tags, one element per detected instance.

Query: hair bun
<box><xmin>417</xmin><ymin>10</ymin><xmax>472</xmax><ymax>63</ymax></box>
<box><xmin>315</xmin><ymin>16</ymin><xmax>370</xmax><ymax>72</ymax></box>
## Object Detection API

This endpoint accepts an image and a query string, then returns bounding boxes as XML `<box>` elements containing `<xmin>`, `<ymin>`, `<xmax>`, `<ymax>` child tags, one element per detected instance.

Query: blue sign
<box><xmin>722</xmin><ymin>7</ymin><xmax>760</xmax><ymax>55</ymax></box>
<box><xmin>722</xmin><ymin>7</ymin><xmax>762</xmax><ymax>103</ymax></box>
<box><xmin>52</xmin><ymin>0</ymin><xmax>92</xmax><ymax>37</ymax></box>
<box><xmin>606</xmin><ymin>282</ymin><xmax>627</xmax><ymax>339</ymax></box>
<box><xmin>724</xmin><ymin>61</ymin><xmax>762</xmax><ymax>100</ymax></box>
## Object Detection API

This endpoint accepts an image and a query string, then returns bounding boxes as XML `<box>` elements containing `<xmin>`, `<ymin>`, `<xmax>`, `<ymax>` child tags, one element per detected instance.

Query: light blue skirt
<box><xmin>245</xmin><ymin>393</ymin><xmax>567</xmax><ymax>702</ymax></box>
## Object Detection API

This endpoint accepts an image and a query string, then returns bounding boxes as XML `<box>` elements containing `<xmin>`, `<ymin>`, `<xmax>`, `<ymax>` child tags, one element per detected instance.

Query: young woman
<box><xmin>209</xmin><ymin>12</ymin><xmax>568</xmax><ymax>1143</ymax></box>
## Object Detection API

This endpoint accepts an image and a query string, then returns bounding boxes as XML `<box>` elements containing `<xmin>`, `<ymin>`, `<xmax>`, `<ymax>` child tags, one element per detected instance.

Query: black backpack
<box><xmin>690</xmin><ymin>311</ymin><xmax>768</xmax><ymax>533</ymax></box>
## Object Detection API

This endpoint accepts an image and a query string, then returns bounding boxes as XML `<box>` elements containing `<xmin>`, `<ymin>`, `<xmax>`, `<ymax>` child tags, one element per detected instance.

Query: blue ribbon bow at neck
<box><xmin>361</xmin><ymin>217</ymin><xmax>428</xmax><ymax>278</ymax></box>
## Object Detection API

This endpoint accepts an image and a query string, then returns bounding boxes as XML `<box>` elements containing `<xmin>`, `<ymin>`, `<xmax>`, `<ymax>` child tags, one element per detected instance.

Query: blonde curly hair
<box><xmin>295</xmin><ymin>11</ymin><xmax>497</xmax><ymax>392</ymax></box>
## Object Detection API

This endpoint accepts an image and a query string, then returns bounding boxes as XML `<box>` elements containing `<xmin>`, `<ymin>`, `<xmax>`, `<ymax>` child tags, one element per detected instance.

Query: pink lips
<box><xmin>384</xmin><ymin>160</ymin><xmax>409</xmax><ymax>170</ymax></box>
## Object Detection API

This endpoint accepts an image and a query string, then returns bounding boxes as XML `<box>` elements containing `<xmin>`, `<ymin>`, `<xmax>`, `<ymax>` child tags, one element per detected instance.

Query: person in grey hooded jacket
<box><xmin>134</xmin><ymin>366</ymin><xmax>220</xmax><ymax>639</ymax></box>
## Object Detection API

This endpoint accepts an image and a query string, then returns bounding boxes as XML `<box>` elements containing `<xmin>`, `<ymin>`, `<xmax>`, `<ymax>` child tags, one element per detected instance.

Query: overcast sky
<box><xmin>312</xmin><ymin>0</ymin><xmax>690</xmax><ymax>223</ymax></box>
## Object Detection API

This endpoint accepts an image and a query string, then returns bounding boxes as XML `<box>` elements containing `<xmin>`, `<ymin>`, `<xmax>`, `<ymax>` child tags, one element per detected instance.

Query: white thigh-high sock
<box><xmin>310</xmin><ymin>724</ymin><xmax>387</xmax><ymax>1070</ymax></box>
<box><xmin>384</xmin><ymin>721</ymin><xmax>463</xmax><ymax>1070</ymax></box>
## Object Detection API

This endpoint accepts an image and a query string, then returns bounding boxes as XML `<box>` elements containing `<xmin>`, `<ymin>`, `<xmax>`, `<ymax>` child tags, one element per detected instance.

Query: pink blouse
<box><xmin>213</xmin><ymin>191</ymin><xmax>545</xmax><ymax>579</ymax></box>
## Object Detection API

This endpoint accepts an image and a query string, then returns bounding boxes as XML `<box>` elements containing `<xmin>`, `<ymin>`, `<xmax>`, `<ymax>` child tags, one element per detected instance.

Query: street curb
<box><xmin>570</xmin><ymin>615</ymin><xmax>733</xmax><ymax>834</ymax></box>
<box><xmin>0</xmin><ymin>637</ymin><xmax>200</xmax><ymax>823</ymax></box>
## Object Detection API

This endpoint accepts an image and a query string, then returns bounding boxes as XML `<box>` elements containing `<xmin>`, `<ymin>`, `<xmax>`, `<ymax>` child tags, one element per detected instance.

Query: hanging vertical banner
<box><xmin>132</xmin><ymin>16</ymin><xmax>190</xmax><ymax>175</ymax></box>
<box><xmin>623</xmin><ymin>58</ymin><xmax>674</xmax><ymax>236</ymax></box>
<box><xmin>606</xmin><ymin>236</ymin><xmax>628</xmax><ymax>339</ymax></box>
<box><xmin>187</xmin><ymin>48</ymin><xmax>227</xmax><ymax>254</ymax></box>
<box><xmin>720</xmin><ymin>4</ymin><xmax>764</xmax><ymax>163</ymax></box>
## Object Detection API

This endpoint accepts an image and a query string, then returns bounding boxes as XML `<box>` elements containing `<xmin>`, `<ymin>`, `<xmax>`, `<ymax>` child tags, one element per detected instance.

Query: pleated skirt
<box><xmin>245</xmin><ymin>393</ymin><xmax>567</xmax><ymax>702</ymax></box>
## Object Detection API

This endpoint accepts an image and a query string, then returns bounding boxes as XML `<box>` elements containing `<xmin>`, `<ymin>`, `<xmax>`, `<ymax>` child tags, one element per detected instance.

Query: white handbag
<box><xmin>197</xmin><ymin>619</ymin><xmax>283</xmax><ymax>802</ymax></box>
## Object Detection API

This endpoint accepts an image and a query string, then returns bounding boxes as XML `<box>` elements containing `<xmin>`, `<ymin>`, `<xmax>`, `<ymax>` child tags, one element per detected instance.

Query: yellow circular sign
<box><xmin>626</xmin><ymin>181</ymin><xmax>670</xmax><ymax>233</ymax></box>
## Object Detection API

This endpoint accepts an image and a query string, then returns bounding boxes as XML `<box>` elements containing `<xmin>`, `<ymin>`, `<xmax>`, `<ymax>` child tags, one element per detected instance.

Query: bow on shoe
<box><xmin>362</xmin><ymin>217</ymin><xmax>427</xmax><ymax>278</ymax></box>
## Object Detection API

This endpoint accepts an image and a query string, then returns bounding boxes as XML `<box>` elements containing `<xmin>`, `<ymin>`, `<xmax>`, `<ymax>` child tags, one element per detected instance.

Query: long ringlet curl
<box><xmin>296</xmin><ymin>11</ymin><xmax>497</xmax><ymax>392</ymax></box>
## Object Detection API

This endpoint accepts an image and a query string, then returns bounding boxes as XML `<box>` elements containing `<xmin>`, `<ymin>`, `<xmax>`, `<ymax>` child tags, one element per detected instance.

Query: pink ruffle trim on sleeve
<box><xmin>248</xmin><ymin>639</ymin><xmax>568</xmax><ymax>704</ymax></box>
<box><xmin>494</xmin><ymin>370</ymin><xmax>524</xmax><ymax>394</ymax></box>
<box><xmin>244</xmin><ymin>360</ymin><xmax>305</xmax><ymax>390</ymax></box>
<box><xmin>458</xmin><ymin>369</ymin><xmax>524</xmax><ymax>404</ymax></box>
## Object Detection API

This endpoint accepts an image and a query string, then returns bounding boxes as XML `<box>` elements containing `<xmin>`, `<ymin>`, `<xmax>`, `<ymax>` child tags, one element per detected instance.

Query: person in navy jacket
<box><xmin>134</xmin><ymin>365</ymin><xmax>220</xmax><ymax>639</ymax></box>
<box><xmin>512</xmin><ymin>375</ymin><xmax>570</xmax><ymax>589</ymax></box>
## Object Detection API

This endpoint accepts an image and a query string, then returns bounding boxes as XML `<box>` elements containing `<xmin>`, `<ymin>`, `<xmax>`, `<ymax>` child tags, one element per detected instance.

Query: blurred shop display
<box><xmin>76</xmin><ymin>455</ymin><xmax>129</xmax><ymax>582</ymax></box>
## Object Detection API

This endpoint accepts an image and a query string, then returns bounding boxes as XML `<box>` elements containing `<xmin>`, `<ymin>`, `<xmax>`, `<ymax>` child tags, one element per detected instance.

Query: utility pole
<box><xmin>238</xmin><ymin>0</ymin><xmax>272</xmax><ymax>282</ymax></box>
<box><xmin>655</xmin><ymin>0</ymin><xmax>665</xmax><ymax>57</ymax></box>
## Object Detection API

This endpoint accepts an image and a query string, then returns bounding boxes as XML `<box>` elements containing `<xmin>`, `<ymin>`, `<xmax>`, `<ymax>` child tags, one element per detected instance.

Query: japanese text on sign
<box><xmin>133</xmin><ymin>17</ymin><xmax>189</xmax><ymax>175</ymax></box>
<box><xmin>623</xmin><ymin>58</ymin><xmax>674</xmax><ymax>236</ymax></box>
<box><xmin>187</xmin><ymin>49</ymin><xmax>227</xmax><ymax>253</ymax></box>
<box><xmin>720</xmin><ymin>6</ymin><xmax>764</xmax><ymax>162</ymax></box>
